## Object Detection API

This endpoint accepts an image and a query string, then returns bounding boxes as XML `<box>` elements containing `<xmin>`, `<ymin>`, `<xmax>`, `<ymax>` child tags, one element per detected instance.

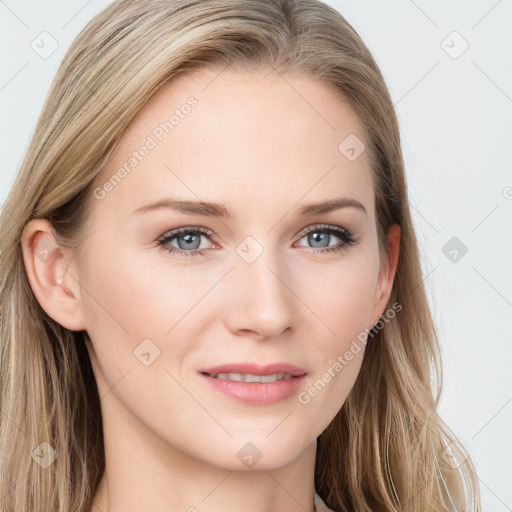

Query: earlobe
<box><xmin>21</xmin><ymin>219</ymin><xmax>86</xmax><ymax>332</ymax></box>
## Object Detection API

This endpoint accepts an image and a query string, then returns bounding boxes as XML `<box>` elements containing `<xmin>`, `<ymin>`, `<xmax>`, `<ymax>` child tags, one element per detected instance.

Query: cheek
<box><xmin>293</xmin><ymin>258</ymin><xmax>376</xmax><ymax>429</ymax></box>
<box><xmin>296</xmin><ymin>255</ymin><xmax>377</xmax><ymax>342</ymax></box>
<box><xmin>82</xmin><ymin>246</ymin><xmax>202</xmax><ymax>336</ymax></box>
<box><xmin>79</xmin><ymin>252</ymin><xmax>206</xmax><ymax>432</ymax></box>
<box><xmin>80</xmin><ymin>248</ymin><xmax>217</xmax><ymax>385</ymax></box>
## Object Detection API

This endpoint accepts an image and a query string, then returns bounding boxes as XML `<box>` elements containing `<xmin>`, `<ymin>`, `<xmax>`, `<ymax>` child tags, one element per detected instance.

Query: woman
<box><xmin>0</xmin><ymin>0</ymin><xmax>480</xmax><ymax>511</ymax></box>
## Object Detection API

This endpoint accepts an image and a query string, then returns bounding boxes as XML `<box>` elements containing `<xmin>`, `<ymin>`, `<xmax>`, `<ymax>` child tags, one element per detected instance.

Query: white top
<box><xmin>314</xmin><ymin>490</ymin><xmax>335</xmax><ymax>512</ymax></box>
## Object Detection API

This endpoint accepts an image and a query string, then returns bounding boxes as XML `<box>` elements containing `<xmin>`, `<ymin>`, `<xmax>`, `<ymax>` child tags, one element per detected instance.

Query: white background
<box><xmin>1</xmin><ymin>1</ymin><xmax>511</xmax><ymax>510</ymax></box>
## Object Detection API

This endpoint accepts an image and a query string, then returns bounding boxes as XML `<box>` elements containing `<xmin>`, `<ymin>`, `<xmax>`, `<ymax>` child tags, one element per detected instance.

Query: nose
<box><xmin>223</xmin><ymin>245</ymin><xmax>294</xmax><ymax>340</ymax></box>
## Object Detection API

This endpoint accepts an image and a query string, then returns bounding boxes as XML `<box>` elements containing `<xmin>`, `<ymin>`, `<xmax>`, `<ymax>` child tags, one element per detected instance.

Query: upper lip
<box><xmin>200</xmin><ymin>362</ymin><xmax>307</xmax><ymax>377</ymax></box>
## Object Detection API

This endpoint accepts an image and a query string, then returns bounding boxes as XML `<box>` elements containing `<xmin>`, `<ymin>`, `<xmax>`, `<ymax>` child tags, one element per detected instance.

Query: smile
<box><xmin>206</xmin><ymin>372</ymin><xmax>293</xmax><ymax>383</ymax></box>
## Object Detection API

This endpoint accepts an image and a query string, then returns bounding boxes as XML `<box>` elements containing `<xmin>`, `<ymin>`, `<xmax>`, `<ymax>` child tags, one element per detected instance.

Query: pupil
<box><xmin>309</xmin><ymin>232</ymin><xmax>329</xmax><ymax>248</ymax></box>
<box><xmin>179</xmin><ymin>233</ymin><xmax>200</xmax><ymax>250</ymax></box>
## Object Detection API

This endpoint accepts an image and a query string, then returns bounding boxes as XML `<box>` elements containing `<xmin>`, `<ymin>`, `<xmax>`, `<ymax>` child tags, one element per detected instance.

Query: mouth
<box><xmin>202</xmin><ymin>372</ymin><xmax>294</xmax><ymax>383</ymax></box>
<box><xmin>199</xmin><ymin>362</ymin><xmax>307</xmax><ymax>378</ymax></box>
<box><xmin>198</xmin><ymin>362</ymin><xmax>307</xmax><ymax>406</ymax></box>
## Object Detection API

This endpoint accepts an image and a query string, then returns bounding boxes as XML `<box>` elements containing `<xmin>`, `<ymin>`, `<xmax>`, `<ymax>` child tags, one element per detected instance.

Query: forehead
<box><xmin>91</xmin><ymin>66</ymin><xmax>374</xmax><ymax>223</ymax></box>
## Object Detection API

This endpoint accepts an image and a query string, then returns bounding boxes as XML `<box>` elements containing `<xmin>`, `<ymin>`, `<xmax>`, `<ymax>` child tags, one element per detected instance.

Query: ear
<box><xmin>21</xmin><ymin>218</ymin><xmax>86</xmax><ymax>331</ymax></box>
<box><xmin>369</xmin><ymin>223</ymin><xmax>401</xmax><ymax>328</ymax></box>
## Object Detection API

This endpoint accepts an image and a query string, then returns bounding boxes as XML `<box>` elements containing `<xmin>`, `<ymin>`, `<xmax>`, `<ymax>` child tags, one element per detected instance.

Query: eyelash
<box><xmin>157</xmin><ymin>224</ymin><xmax>357</xmax><ymax>258</ymax></box>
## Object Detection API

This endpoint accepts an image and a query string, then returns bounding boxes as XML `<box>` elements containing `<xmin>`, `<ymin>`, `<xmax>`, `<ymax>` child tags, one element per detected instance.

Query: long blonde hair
<box><xmin>0</xmin><ymin>1</ymin><xmax>481</xmax><ymax>510</ymax></box>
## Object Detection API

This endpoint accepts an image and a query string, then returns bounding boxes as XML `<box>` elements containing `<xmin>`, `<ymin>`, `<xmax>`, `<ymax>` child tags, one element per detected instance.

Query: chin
<box><xmin>204</xmin><ymin>432</ymin><xmax>312</xmax><ymax>471</ymax></box>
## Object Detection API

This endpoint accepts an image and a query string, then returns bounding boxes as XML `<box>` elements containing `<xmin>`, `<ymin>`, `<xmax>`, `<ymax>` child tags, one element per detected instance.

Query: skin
<box><xmin>22</xmin><ymin>66</ymin><xmax>400</xmax><ymax>512</ymax></box>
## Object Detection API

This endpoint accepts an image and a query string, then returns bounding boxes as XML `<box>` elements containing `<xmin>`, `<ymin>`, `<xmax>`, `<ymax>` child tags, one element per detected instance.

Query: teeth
<box><xmin>212</xmin><ymin>372</ymin><xmax>293</xmax><ymax>383</ymax></box>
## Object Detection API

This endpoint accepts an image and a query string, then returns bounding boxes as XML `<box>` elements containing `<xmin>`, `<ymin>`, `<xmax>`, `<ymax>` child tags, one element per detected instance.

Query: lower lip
<box><xmin>199</xmin><ymin>373</ymin><xmax>307</xmax><ymax>406</ymax></box>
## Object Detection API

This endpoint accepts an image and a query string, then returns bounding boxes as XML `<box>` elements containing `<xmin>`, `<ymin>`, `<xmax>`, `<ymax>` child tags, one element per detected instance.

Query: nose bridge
<box><xmin>225</xmin><ymin>234</ymin><xmax>293</xmax><ymax>338</ymax></box>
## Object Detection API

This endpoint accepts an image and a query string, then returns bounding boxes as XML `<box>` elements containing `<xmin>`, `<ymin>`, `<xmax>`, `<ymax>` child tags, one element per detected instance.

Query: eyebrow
<box><xmin>131</xmin><ymin>196</ymin><xmax>367</xmax><ymax>218</ymax></box>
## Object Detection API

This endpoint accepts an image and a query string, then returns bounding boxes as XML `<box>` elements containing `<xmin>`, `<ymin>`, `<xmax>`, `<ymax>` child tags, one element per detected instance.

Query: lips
<box><xmin>200</xmin><ymin>362</ymin><xmax>307</xmax><ymax>378</ymax></box>
<box><xmin>198</xmin><ymin>362</ymin><xmax>307</xmax><ymax>406</ymax></box>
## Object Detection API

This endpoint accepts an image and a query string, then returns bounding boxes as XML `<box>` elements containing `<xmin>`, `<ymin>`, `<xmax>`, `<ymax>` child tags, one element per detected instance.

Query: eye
<box><xmin>157</xmin><ymin>227</ymin><xmax>215</xmax><ymax>258</ymax></box>
<box><xmin>294</xmin><ymin>224</ymin><xmax>357</xmax><ymax>254</ymax></box>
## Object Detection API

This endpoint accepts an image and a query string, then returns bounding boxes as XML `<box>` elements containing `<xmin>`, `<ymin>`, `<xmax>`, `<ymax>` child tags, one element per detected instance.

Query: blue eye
<box><xmin>157</xmin><ymin>224</ymin><xmax>357</xmax><ymax>258</ymax></box>
<box><xmin>295</xmin><ymin>224</ymin><xmax>356</xmax><ymax>253</ymax></box>
<box><xmin>157</xmin><ymin>227</ymin><xmax>214</xmax><ymax>258</ymax></box>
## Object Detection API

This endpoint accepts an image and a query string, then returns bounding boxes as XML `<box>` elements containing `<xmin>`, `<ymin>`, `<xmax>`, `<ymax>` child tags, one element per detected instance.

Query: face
<box><xmin>59</xmin><ymin>67</ymin><xmax>398</xmax><ymax>469</ymax></box>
